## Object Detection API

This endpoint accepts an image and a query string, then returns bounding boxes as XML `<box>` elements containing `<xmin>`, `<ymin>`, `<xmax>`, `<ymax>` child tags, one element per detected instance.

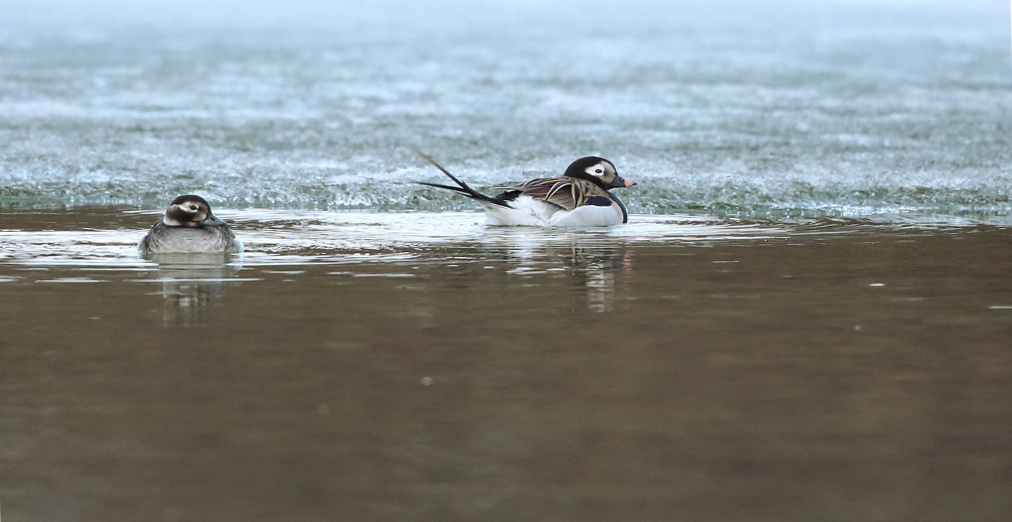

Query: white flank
<box><xmin>549</xmin><ymin>204</ymin><xmax>624</xmax><ymax>227</ymax></box>
<box><xmin>478</xmin><ymin>195</ymin><xmax>622</xmax><ymax>227</ymax></box>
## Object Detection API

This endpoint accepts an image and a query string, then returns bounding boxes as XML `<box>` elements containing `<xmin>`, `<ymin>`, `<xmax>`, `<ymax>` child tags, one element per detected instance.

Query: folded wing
<box><xmin>500</xmin><ymin>177</ymin><xmax>610</xmax><ymax>211</ymax></box>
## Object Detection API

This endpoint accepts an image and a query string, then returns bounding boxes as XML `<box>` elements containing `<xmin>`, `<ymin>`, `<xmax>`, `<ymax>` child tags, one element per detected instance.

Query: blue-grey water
<box><xmin>2</xmin><ymin>0</ymin><xmax>1010</xmax><ymax>221</ymax></box>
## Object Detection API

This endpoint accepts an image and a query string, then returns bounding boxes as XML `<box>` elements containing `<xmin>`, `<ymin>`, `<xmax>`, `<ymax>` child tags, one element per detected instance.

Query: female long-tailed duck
<box><xmin>139</xmin><ymin>195</ymin><xmax>243</xmax><ymax>254</ymax></box>
<box><xmin>416</xmin><ymin>152</ymin><xmax>636</xmax><ymax>226</ymax></box>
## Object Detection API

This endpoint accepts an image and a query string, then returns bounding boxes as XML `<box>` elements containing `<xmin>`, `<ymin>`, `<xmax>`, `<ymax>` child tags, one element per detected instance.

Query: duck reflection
<box><xmin>144</xmin><ymin>253</ymin><xmax>240</xmax><ymax>326</ymax></box>
<box><xmin>559</xmin><ymin>242</ymin><xmax>632</xmax><ymax>313</ymax></box>
<box><xmin>573</xmin><ymin>246</ymin><xmax>630</xmax><ymax>313</ymax></box>
<box><xmin>490</xmin><ymin>232</ymin><xmax>632</xmax><ymax>313</ymax></box>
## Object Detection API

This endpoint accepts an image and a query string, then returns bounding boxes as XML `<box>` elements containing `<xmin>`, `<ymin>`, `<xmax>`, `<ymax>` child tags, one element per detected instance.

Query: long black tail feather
<box><xmin>416</xmin><ymin>181</ymin><xmax>470</xmax><ymax>194</ymax></box>
<box><xmin>412</xmin><ymin>149</ymin><xmax>511</xmax><ymax>208</ymax></box>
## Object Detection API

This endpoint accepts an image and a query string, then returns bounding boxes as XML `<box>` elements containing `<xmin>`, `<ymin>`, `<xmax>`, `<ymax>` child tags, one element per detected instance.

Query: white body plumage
<box><xmin>480</xmin><ymin>195</ymin><xmax>627</xmax><ymax>227</ymax></box>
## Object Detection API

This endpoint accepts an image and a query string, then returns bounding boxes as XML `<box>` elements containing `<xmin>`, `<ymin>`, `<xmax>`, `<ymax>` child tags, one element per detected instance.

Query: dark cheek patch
<box><xmin>585</xmin><ymin>196</ymin><xmax>612</xmax><ymax>207</ymax></box>
<box><xmin>166</xmin><ymin>207</ymin><xmax>187</xmax><ymax>223</ymax></box>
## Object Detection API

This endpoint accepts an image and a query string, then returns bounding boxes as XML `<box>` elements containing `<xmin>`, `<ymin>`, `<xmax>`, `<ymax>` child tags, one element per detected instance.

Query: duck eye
<box><xmin>595</xmin><ymin>169</ymin><xmax>603</xmax><ymax>174</ymax></box>
<box><xmin>189</xmin><ymin>205</ymin><xmax>198</xmax><ymax>211</ymax></box>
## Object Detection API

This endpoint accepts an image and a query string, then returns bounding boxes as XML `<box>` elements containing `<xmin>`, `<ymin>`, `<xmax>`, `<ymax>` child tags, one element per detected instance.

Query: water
<box><xmin>3</xmin><ymin>208</ymin><xmax>1012</xmax><ymax>520</ymax></box>
<box><xmin>3</xmin><ymin>1</ymin><xmax>1012</xmax><ymax>520</ymax></box>
<box><xmin>1</xmin><ymin>0</ymin><xmax>1010</xmax><ymax>221</ymax></box>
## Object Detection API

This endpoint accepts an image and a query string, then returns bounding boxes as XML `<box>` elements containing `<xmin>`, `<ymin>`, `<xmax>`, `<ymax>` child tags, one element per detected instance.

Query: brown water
<box><xmin>2</xmin><ymin>208</ymin><xmax>1012</xmax><ymax>521</ymax></box>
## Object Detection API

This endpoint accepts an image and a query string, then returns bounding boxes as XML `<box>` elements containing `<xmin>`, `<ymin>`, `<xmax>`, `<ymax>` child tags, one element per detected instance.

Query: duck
<box><xmin>415</xmin><ymin>152</ymin><xmax>636</xmax><ymax>226</ymax></box>
<box><xmin>138</xmin><ymin>195</ymin><xmax>243</xmax><ymax>254</ymax></box>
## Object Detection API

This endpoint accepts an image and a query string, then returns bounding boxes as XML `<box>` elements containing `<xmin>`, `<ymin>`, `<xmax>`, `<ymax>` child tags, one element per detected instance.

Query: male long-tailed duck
<box><xmin>139</xmin><ymin>195</ymin><xmax>243</xmax><ymax>254</ymax></box>
<box><xmin>416</xmin><ymin>152</ymin><xmax>636</xmax><ymax>226</ymax></box>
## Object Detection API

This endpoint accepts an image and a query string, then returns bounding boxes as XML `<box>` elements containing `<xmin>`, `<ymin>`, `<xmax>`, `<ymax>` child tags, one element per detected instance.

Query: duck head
<box><xmin>563</xmin><ymin>156</ymin><xmax>636</xmax><ymax>190</ymax></box>
<box><xmin>162</xmin><ymin>195</ymin><xmax>226</xmax><ymax>227</ymax></box>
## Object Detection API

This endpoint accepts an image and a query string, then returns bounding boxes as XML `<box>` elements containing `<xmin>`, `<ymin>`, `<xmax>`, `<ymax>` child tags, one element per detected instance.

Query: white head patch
<box><xmin>584</xmin><ymin>161</ymin><xmax>616</xmax><ymax>179</ymax></box>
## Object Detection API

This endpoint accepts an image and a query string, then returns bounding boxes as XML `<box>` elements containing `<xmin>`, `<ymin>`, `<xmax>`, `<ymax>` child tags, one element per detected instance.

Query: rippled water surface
<box><xmin>1</xmin><ymin>0</ymin><xmax>1010</xmax><ymax>221</ymax></box>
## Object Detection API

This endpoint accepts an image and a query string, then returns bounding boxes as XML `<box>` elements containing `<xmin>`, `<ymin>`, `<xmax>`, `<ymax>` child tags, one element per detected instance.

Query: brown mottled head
<box><xmin>563</xmin><ymin>156</ymin><xmax>636</xmax><ymax>191</ymax></box>
<box><xmin>162</xmin><ymin>195</ymin><xmax>223</xmax><ymax>227</ymax></box>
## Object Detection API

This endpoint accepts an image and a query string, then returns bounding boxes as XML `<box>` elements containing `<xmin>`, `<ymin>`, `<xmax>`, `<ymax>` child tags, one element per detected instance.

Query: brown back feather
<box><xmin>504</xmin><ymin>178</ymin><xmax>610</xmax><ymax>211</ymax></box>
